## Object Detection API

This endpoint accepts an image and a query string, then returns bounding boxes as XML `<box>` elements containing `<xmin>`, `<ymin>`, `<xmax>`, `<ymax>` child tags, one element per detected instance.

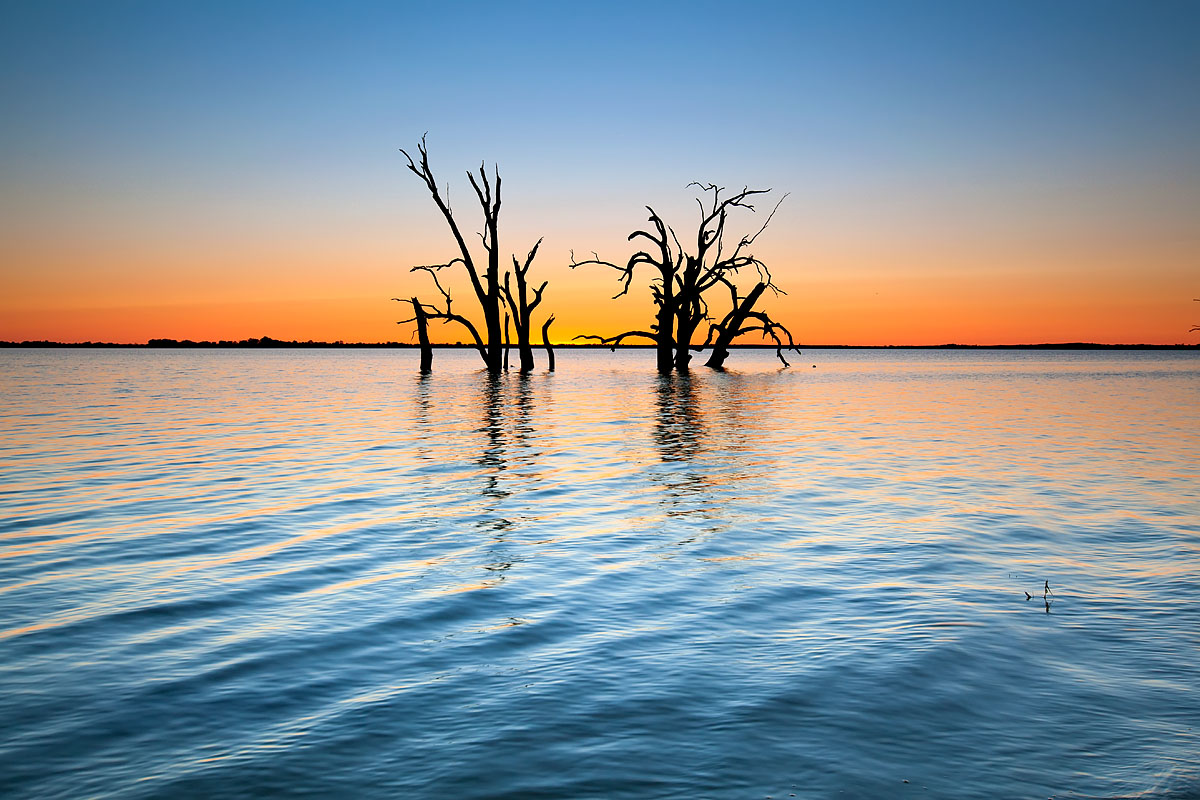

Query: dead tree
<box><xmin>503</xmin><ymin>239</ymin><xmax>548</xmax><ymax>372</ymax></box>
<box><xmin>700</xmin><ymin>280</ymin><xmax>799</xmax><ymax>369</ymax></box>
<box><xmin>392</xmin><ymin>295</ymin><xmax>441</xmax><ymax>370</ymax></box>
<box><xmin>570</xmin><ymin>210</ymin><xmax>682</xmax><ymax>372</ymax></box>
<box><xmin>393</xmin><ymin>268</ymin><xmax>486</xmax><ymax>364</ymax></box>
<box><xmin>571</xmin><ymin>183</ymin><xmax>799</xmax><ymax>372</ymax></box>
<box><xmin>397</xmin><ymin>137</ymin><xmax>551</xmax><ymax>373</ymax></box>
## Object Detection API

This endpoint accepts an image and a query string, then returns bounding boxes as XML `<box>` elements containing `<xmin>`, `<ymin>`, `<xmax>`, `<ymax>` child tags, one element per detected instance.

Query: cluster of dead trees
<box><xmin>569</xmin><ymin>184</ymin><xmax>799</xmax><ymax>370</ymax></box>
<box><xmin>396</xmin><ymin>137</ymin><xmax>798</xmax><ymax>373</ymax></box>
<box><xmin>394</xmin><ymin>138</ymin><xmax>554</xmax><ymax>374</ymax></box>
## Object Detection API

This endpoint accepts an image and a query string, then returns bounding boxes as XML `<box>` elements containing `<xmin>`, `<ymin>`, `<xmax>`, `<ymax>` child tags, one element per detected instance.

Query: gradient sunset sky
<box><xmin>2</xmin><ymin>0</ymin><xmax>1197</xmax><ymax>345</ymax></box>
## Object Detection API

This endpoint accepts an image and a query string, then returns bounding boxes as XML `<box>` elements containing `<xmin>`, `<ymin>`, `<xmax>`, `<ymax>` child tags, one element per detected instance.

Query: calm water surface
<box><xmin>1</xmin><ymin>348</ymin><xmax>1198</xmax><ymax>799</ymax></box>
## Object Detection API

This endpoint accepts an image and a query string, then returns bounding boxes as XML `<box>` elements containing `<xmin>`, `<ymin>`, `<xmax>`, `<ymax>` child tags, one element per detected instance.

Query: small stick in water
<box><xmin>1024</xmin><ymin>581</ymin><xmax>1054</xmax><ymax>601</ymax></box>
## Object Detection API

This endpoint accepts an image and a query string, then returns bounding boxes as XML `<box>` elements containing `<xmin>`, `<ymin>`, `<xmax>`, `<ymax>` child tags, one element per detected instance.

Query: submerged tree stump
<box><xmin>411</xmin><ymin>297</ymin><xmax>432</xmax><ymax>371</ymax></box>
<box><xmin>542</xmin><ymin>315</ymin><xmax>556</xmax><ymax>372</ymax></box>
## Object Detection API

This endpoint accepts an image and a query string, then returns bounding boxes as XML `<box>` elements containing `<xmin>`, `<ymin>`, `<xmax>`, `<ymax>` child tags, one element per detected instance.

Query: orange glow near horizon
<box><xmin>2</xmin><ymin>141</ymin><xmax>1197</xmax><ymax>347</ymax></box>
<box><xmin>3</xmin><ymin>134</ymin><xmax>1196</xmax><ymax>347</ymax></box>
<box><xmin>3</xmin><ymin>224</ymin><xmax>1196</xmax><ymax>345</ymax></box>
<box><xmin>3</xmin><ymin>284</ymin><xmax>1195</xmax><ymax>347</ymax></box>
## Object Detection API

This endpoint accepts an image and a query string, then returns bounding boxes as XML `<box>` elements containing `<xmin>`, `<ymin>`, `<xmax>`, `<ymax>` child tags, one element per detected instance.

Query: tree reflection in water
<box><xmin>411</xmin><ymin>363</ymin><xmax>786</xmax><ymax>572</ymax></box>
<box><xmin>472</xmin><ymin>372</ymin><xmax>546</xmax><ymax>583</ymax></box>
<box><xmin>649</xmin><ymin>369</ymin><xmax>787</xmax><ymax>549</ymax></box>
<box><xmin>649</xmin><ymin>371</ymin><xmax>727</xmax><ymax>546</ymax></box>
<box><xmin>653</xmin><ymin>371</ymin><xmax>705</xmax><ymax>463</ymax></box>
<box><xmin>478</xmin><ymin>372</ymin><xmax>508</xmax><ymax>497</ymax></box>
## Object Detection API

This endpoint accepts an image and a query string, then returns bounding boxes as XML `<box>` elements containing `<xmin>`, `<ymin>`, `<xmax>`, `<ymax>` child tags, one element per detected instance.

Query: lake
<box><xmin>1</xmin><ymin>347</ymin><xmax>1198</xmax><ymax>799</ymax></box>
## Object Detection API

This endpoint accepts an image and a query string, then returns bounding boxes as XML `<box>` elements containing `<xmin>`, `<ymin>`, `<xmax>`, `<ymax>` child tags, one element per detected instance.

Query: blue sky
<box><xmin>2</xmin><ymin>0</ymin><xmax>1198</xmax><ymax>342</ymax></box>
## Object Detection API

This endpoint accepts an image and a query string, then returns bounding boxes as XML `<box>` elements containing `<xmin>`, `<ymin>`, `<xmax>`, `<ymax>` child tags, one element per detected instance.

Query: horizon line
<box><xmin>3</xmin><ymin>339</ymin><xmax>1198</xmax><ymax>350</ymax></box>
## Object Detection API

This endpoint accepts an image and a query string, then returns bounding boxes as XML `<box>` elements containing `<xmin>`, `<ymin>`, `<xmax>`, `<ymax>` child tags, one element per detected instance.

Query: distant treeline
<box><xmin>2</xmin><ymin>338</ymin><xmax>1198</xmax><ymax>350</ymax></box>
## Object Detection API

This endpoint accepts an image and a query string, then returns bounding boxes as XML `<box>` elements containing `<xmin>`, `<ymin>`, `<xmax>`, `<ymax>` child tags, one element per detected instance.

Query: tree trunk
<box><xmin>485</xmin><ymin>205</ymin><xmax>504</xmax><ymax>372</ymax></box>
<box><xmin>541</xmin><ymin>316</ymin><xmax>555</xmax><ymax>372</ymax></box>
<box><xmin>503</xmin><ymin>312</ymin><xmax>511</xmax><ymax>371</ymax></box>
<box><xmin>515</xmin><ymin>278</ymin><xmax>535</xmax><ymax>372</ymax></box>
<box><xmin>517</xmin><ymin>334</ymin><xmax>535</xmax><ymax>372</ymax></box>
<box><xmin>411</xmin><ymin>297</ymin><xmax>433</xmax><ymax>371</ymax></box>
<box><xmin>655</xmin><ymin>283</ymin><xmax>676</xmax><ymax>373</ymax></box>
<box><xmin>705</xmin><ymin>282</ymin><xmax>768</xmax><ymax>369</ymax></box>
<box><xmin>673</xmin><ymin>301</ymin><xmax>701</xmax><ymax>372</ymax></box>
<box><xmin>485</xmin><ymin>296</ymin><xmax>503</xmax><ymax>372</ymax></box>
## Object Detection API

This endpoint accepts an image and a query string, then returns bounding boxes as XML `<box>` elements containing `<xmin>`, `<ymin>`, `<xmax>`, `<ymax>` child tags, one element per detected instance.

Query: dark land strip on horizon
<box><xmin>3</xmin><ymin>338</ymin><xmax>1199</xmax><ymax>350</ymax></box>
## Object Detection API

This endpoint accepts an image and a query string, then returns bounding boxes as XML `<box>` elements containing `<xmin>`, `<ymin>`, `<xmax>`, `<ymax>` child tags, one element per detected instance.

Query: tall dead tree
<box><xmin>396</xmin><ymin>137</ymin><xmax>551</xmax><ymax>373</ymax></box>
<box><xmin>571</xmin><ymin>183</ymin><xmax>799</xmax><ymax>372</ymax></box>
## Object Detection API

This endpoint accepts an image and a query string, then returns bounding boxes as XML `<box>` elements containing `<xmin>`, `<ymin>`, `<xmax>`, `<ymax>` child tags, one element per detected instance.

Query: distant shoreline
<box><xmin>2</xmin><ymin>338</ymin><xmax>1198</xmax><ymax>350</ymax></box>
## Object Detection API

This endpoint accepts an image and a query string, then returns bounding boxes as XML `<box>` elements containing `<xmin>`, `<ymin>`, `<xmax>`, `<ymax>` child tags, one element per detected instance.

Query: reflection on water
<box><xmin>652</xmin><ymin>372</ymin><xmax>711</xmax><ymax>520</ymax></box>
<box><xmin>654</xmin><ymin>371</ymin><xmax>704</xmax><ymax>463</ymax></box>
<box><xmin>0</xmin><ymin>348</ymin><xmax>1198</xmax><ymax>799</ymax></box>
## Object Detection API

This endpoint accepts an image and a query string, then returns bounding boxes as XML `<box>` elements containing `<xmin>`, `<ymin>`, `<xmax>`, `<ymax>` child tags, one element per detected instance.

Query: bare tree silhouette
<box><xmin>571</xmin><ymin>183</ymin><xmax>799</xmax><ymax>372</ymax></box>
<box><xmin>395</xmin><ymin>137</ymin><xmax>552</xmax><ymax>373</ymax></box>
<box><xmin>504</xmin><ymin>239</ymin><xmax>549</xmax><ymax>372</ymax></box>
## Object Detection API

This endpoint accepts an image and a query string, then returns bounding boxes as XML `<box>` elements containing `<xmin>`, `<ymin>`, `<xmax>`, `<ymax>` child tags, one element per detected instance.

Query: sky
<box><xmin>1</xmin><ymin>0</ymin><xmax>1198</xmax><ymax>345</ymax></box>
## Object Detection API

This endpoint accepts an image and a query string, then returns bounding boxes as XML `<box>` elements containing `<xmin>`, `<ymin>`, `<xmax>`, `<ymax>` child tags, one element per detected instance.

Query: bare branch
<box><xmin>744</xmin><ymin>192</ymin><xmax>788</xmax><ymax>248</ymax></box>
<box><xmin>569</xmin><ymin>249</ymin><xmax>651</xmax><ymax>300</ymax></box>
<box><xmin>528</xmin><ymin>279</ymin><xmax>549</xmax><ymax>314</ymax></box>
<box><xmin>399</xmin><ymin>138</ymin><xmax>487</xmax><ymax>307</ymax></box>
<box><xmin>739</xmin><ymin>311</ymin><xmax>801</xmax><ymax>366</ymax></box>
<box><xmin>391</xmin><ymin>297</ymin><xmax>441</xmax><ymax>317</ymax></box>
<box><xmin>573</xmin><ymin>330</ymin><xmax>660</xmax><ymax>350</ymax></box>
<box><xmin>410</xmin><ymin>263</ymin><xmax>460</xmax><ymax>313</ymax></box>
<box><xmin>518</xmin><ymin>238</ymin><xmax>542</xmax><ymax>275</ymax></box>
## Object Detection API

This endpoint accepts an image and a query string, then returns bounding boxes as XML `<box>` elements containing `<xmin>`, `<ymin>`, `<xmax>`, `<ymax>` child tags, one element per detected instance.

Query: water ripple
<box><xmin>0</xmin><ymin>348</ymin><xmax>1198</xmax><ymax>799</ymax></box>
